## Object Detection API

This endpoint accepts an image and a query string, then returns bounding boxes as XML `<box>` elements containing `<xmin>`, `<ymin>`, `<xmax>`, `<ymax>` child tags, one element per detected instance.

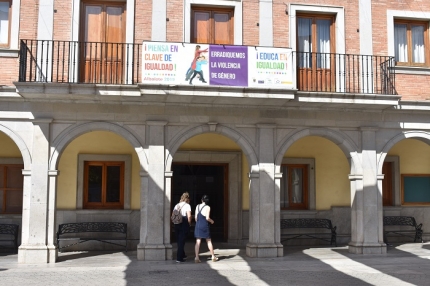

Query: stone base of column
<box><xmin>137</xmin><ymin>243</ymin><xmax>172</xmax><ymax>260</ymax></box>
<box><xmin>47</xmin><ymin>245</ymin><xmax>58</xmax><ymax>263</ymax></box>
<box><xmin>246</xmin><ymin>243</ymin><xmax>283</xmax><ymax>258</ymax></box>
<box><xmin>348</xmin><ymin>242</ymin><xmax>387</xmax><ymax>254</ymax></box>
<box><xmin>18</xmin><ymin>245</ymin><xmax>49</xmax><ymax>264</ymax></box>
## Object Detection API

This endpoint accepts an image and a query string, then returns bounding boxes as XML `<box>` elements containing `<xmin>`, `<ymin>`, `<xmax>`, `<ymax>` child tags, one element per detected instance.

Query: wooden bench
<box><xmin>383</xmin><ymin>216</ymin><xmax>423</xmax><ymax>244</ymax></box>
<box><xmin>57</xmin><ymin>222</ymin><xmax>128</xmax><ymax>252</ymax></box>
<box><xmin>0</xmin><ymin>224</ymin><xmax>19</xmax><ymax>252</ymax></box>
<box><xmin>281</xmin><ymin>218</ymin><xmax>337</xmax><ymax>246</ymax></box>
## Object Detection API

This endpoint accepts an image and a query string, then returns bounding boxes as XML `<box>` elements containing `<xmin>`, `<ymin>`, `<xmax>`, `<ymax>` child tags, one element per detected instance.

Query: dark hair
<box><xmin>201</xmin><ymin>194</ymin><xmax>209</xmax><ymax>204</ymax></box>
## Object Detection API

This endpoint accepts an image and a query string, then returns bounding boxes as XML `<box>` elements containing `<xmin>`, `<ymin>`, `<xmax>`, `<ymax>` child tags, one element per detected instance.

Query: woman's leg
<box><xmin>206</xmin><ymin>238</ymin><xmax>215</xmax><ymax>257</ymax></box>
<box><xmin>175</xmin><ymin>224</ymin><xmax>184</xmax><ymax>261</ymax></box>
<box><xmin>195</xmin><ymin>238</ymin><xmax>202</xmax><ymax>260</ymax></box>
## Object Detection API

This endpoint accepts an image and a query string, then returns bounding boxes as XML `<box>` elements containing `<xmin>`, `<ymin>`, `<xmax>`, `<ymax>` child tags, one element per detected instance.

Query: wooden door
<box><xmin>382</xmin><ymin>162</ymin><xmax>394</xmax><ymax>206</ymax></box>
<box><xmin>191</xmin><ymin>7</ymin><xmax>234</xmax><ymax>44</ymax></box>
<box><xmin>172</xmin><ymin>163</ymin><xmax>228</xmax><ymax>241</ymax></box>
<box><xmin>297</xmin><ymin>15</ymin><xmax>335</xmax><ymax>92</ymax></box>
<box><xmin>80</xmin><ymin>2</ymin><xmax>125</xmax><ymax>83</ymax></box>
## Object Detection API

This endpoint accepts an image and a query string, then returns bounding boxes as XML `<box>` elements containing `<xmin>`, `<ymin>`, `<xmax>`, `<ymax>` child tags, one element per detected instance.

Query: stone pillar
<box><xmin>246</xmin><ymin>125</ymin><xmax>283</xmax><ymax>257</ymax></box>
<box><xmin>259</xmin><ymin>0</ymin><xmax>273</xmax><ymax>46</ymax></box>
<box><xmin>152</xmin><ymin>0</ymin><xmax>166</xmax><ymax>41</ymax></box>
<box><xmin>137</xmin><ymin>121</ymin><xmax>168</xmax><ymax>260</ymax></box>
<box><xmin>349</xmin><ymin>127</ymin><xmax>386</xmax><ymax>254</ymax></box>
<box><xmin>18</xmin><ymin>120</ymin><xmax>51</xmax><ymax>263</ymax></box>
<box><xmin>47</xmin><ymin>170</ymin><xmax>59</xmax><ymax>263</ymax></box>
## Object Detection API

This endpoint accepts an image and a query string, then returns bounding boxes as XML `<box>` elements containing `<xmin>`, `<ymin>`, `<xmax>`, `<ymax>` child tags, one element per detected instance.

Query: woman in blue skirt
<box><xmin>194</xmin><ymin>194</ymin><xmax>218</xmax><ymax>262</ymax></box>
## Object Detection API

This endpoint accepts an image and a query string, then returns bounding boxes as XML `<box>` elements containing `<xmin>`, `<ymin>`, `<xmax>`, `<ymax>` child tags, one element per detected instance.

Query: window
<box><xmin>394</xmin><ymin>20</ymin><xmax>428</xmax><ymax>66</ymax></box>
<box><xmin>0</xmin><ymin>0</ymin><xmax>11</xmax><ymax>48</ymax></box>
<box><xmin>80</xmin><ymin>1</ymin><xmax>126</xmax><ymax>83</ymax></box>
<box><xmin>401</xmin><ymin>174</ymin><xmax>430</xmax><ymax>205</ymax></box>
<box><xmin>281</xmin><ymin>164</ymin><xmax>309</xmax><ymax>210</ymax></box>
<box><xmin>297</xmin><ymin>14</ymin><xmax>335</xmax><ymax>91</ymax></box>
<box><xmin>0</xmin><ymin>164</ymin><xmax>23</xmax><ymax>214</ymax></box>
<box><xmin>191</xmin><ymin>6</ymin><xmax>234</xmax><ymax>44</ymax></box>
<box><xmin>84</xmin><ymin>161</ymin><xmax>124</xmax><ymax>209</ymax></box>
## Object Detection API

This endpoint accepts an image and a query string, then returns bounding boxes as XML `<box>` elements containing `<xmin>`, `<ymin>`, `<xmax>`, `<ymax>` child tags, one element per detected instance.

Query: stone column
<box><xmin>246</xmin><ymin>125</ymin><xmax>283</xmax><ymax>257</ymax></box>
<box><xmin>18</xmin><ymin>120</ymin><xmax>51</xmax><ymax>263</ymax></box>
<box><xmin>47</xmin><ymin>170</ymin><xmax>59</xmax><ymax>263</ymax></box>
<box><xmin>137</xmin><ymin>121</ymin><xmax>168</xmax><ymax>260</ymax></box>
<box><xmin>349</xmin><ymin>127</ymin><xmax>386</xmax><ymax>254</ymax></box>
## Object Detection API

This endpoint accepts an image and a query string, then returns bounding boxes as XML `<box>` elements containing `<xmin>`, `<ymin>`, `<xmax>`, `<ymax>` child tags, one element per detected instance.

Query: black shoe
<box><xmin>176</xmin><ymin>260</ymin><xmax>185</xmax><ymax>263</ymax></box>
<box><xmin>202</xmin><ymin>80</ymin><xmax>207</xmax><ymax>83</ymax></box>
<box><xmin>183</xmin><ymin>256</ymin><xmax>188</xmax><ymax>260</ymax></box>
<box><xmin>189</xmin><ymin>81</ymin><xmax>192</xmax><ymax>85</ymax></box>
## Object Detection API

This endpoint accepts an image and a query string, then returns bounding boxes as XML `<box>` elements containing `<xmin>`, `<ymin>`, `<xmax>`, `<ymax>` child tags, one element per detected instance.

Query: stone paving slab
<box><xmin>1</xmin><ymin>242</ymin><xmax>430</xmax><ymax>285</ymax></box>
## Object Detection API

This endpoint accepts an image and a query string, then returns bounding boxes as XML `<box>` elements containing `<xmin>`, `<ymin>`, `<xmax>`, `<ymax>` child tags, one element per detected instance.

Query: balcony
<box><xmin>15</xmin><ymin>40</ymin><xmax>399</xmax><ymax>108</ymax></box>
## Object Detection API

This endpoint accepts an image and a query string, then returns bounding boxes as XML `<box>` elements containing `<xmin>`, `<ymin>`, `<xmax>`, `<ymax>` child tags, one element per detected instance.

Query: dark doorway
<box><xmin>172</xmin><ymin>163</ymin><xmax>228</xmax><ymax>241</ymax></box>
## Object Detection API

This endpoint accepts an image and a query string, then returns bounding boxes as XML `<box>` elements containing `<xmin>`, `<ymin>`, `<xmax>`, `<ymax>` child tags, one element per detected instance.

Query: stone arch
<box><xmin>274</xmin><ymin>127</ymin><xmax>360</xmax><ymax>174</ymax></box>
<box><xmin>0</xmin><ymin>123</ymin><xmax>32</xmax><ymax>169</ymax></box>
<box><xmin>165</xmin><ymin>123</ymin><xmax>258</xmax><ymax>171</ymax></box>
<box><xmin>377</xmin><ymin>131</ymin><xmax>430</xmax><ymax>173</ymax></box>
<box><xmin>49</xmin><ymin>121</ymin><xmax>147</xmax><ymax>171</ymax></box>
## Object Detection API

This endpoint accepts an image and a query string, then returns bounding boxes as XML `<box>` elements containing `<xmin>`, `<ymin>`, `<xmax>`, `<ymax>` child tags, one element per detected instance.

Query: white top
<box><xmin>176</xmin><ymin>201</ymin><xmax>191</xmax><ymax>216</ymax></box>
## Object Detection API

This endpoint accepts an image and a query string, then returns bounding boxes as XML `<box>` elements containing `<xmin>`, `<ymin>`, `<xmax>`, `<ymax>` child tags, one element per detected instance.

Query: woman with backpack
<box><xmin>172</xmin><ymin>192</ymin><xmax>192</xmax><ymax>263</ymax></box>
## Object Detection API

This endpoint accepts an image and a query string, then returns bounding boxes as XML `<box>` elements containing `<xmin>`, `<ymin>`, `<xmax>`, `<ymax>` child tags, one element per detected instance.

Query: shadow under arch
<box><xmin>274</xmin><ymin>127</ymin><xmax>360</xmax><ymax>174</ymax></box>
<box><xmin>165</xmin><ymin>123</ymin><xmax>259</xmax><ymax>170</ymax></box>
<box><xmin>0</xmin><ymin>123</ymin><xmax>32</xmax><ymax>169</ymax></box>
<box><xmin>49</xmin><ymin>121</ymin><xmax>148</xmax><ymax>171</ymax></box>
<box><xmin>377</xmin><ymin>130</ymin><xmax>430</xmax><ymax>173</ymax></box>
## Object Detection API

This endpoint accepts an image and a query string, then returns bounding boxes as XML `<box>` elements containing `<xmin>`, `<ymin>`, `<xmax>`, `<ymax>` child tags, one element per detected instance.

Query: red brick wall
<box><xmin>0</xmin><ymin>0</ymin><xmax>38</xmax><ymax>86</ymax></box>
<box><xmin>167</xmin><ymin>0</ymin><xmax>183</xmax><ymax>42</ymax></box>
<box><xmin>1</xmin><ymin>0</ymin><xmax>428</xmax><ymax>101</ymax></box>
<box><xmin>53</xmin><ymin>0</ymin><xmax>72</xmax><ymax>41</ymax></box>
<box><xmin>372</xmin><ymin>0</ymin><xmax>430</xmax><ymax>100</ymax></box>
<box><xmin>242</xmin><ymin>0</ymin><xmax>259</xmax><ymax>46</ymax></box>
<box><xmin>136</xmin><ymin>0</ymin><xmax>152</xmax><ymax>43</ymax></box>
<box><xmin>273</xmin><ymin>1</ymin><xmax>360</xmax><ymax>54</ymax></box>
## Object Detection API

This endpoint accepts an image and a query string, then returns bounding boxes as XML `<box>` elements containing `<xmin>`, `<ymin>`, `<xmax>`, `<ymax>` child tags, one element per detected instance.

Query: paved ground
<box><xmin>1</xmin><ymin>242</ymin><xmax>430</xmax><ymax>285</ymax></box>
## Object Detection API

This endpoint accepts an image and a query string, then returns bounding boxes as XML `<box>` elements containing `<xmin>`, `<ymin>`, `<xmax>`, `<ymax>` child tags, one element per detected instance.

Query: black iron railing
<box><xmin>18</xmin><ymin>40</ymin><xmax>397</xmax><ymax>95</ymax></box>
<box><xmin>294</xmin><ymin>51</ymin><xmax>397</xmax><ymax>95</ymax></box>
<box><xmin>19</xmin><ymin>40</ymin><xmax>141</xmax><ymax>84</ymax></box>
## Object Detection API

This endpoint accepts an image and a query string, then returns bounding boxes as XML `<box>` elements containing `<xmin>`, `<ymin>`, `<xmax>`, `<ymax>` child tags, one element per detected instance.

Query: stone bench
<box><xmin>0</xmin><ymin>224</ymin><xmax>19</xmax><ymax>252</ymax></box>
<box><xmin>57</xmin><ymin>222</ymin><xmax>128</xmax><ymax>252</ymax></box>
<box><xmin>281</xmin><ymin>218</ymin><xmax>337</xmax><ymax>246</ymax></box>
<box><xmin>383</xmin><ymin>216</ymin><xmax>423</xmax><ymax>244</ymax></box>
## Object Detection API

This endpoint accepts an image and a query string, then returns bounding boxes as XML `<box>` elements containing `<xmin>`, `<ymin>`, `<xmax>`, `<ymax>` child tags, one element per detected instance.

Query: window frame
<box><xmin>296</xmin><ymin>13</ymin><xmax>336</xmax><ymax>55</ymax></box>
<box><xmin>191</xmin><ymin>6</ymin><xmax>234</xmax><ymax>45</ymax></box>
<box><xmin>184</xmin><ymin>0</ymin><xmax>242</xmax><ymax>45</ymax></box>
<box><xmin>0</xmin><ymin>0</ymin><xmax>12</xmax><ymax>48</ymax></box>
<box><xmin>280</xmin><ymin>158</ymin><xmax>315</xmax><ymax>211</ymax></box>
<box><xmin>394</xmin><ymin>19</ymin><xmax>429</xmax><ymax>67</ymax></box>
<box><xmin>401</xmin><ymin>174</ymin><xmax>430</xmax><ymax>206</ymax></box>
<box><xmin>77</xmin><ymin>154</ymin><xmax>131</xmax><ymax>210</ymax></box>
<box><xmin>83</xmin><ymin>160</ymin><xmax>125</xmax><ymax>209</ymax></box>
<box><xmin>0</xmin><ymin>162</ymin><xmax>23</xmax><ymax>214</ymax></box>
<box><xmin>281</xmin><ymin>164</ymin><xmax>309</xmax><ymax>210</ymax></box>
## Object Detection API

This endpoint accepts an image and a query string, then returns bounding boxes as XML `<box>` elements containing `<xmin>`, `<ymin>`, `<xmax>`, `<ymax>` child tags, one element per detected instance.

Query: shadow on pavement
<box><xmin>330</xmin><ymin>242</ymin><xmax>430</xmax><ymax>285</ymax></box>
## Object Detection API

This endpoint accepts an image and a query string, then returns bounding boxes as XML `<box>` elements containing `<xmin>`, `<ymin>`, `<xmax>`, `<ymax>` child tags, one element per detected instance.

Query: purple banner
<box><xmin>209</xmin><ymin>45</ymin><xmax>248</xmax><ymax>86</ymax></box>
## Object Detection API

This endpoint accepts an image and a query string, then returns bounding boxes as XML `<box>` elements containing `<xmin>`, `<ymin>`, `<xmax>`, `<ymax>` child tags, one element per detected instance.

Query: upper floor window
<box><xmin>84</xmin><ymin>161</ymin><xmax>124</xmax><ymax>209</ymax></box>
<box><xmin>0</xmin><ymin>164</ymin><xmax>23</xmax><ymax>214</ymax></box>
<box><xmin>191</xmin><ymin>6</ymin><xmax>234</xmax><ymax>44</ymax></box>
<box><xmin>394</xmin><ymin>20</ymin><xmax>428</xmax><ymax>66</ymax></box>
<box><xmin>0</xmin><ymin>0</ymin><xmax>11</xmax><ymax>48</ymax></box>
